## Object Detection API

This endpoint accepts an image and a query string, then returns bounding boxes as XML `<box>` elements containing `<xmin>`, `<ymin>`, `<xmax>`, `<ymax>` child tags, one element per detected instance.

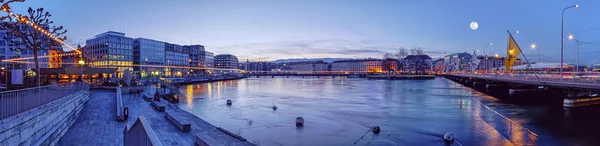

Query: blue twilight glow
<box><xmin>9</xmin><ymin>0</ymin><xmax>600</xmax><ymax>63</ymax></box>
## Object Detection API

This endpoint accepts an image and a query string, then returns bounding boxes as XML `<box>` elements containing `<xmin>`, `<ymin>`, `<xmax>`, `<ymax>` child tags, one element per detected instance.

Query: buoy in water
<box><xmin>226</xmin><ymin>99</ymin><xmax>232</xmax><ymax>105</ymax></box>
<box><xmin>296</xmin><ymin>117</ymin><xmax>304</xmax><ymax>126</ymax></box>
<box><xmin>372</xmin><ymin>126</ymin><xmax>381</xmax><ymax>134</ymax></box>
<box><xmin>272</xmin><ymin>105</ymin><xmax>277</xmax><ymax>110</ymax></box>
<box><xmin>443</xmin><ymin>133</ymin><xmax>454</xmax><ymax>144</ymax></box>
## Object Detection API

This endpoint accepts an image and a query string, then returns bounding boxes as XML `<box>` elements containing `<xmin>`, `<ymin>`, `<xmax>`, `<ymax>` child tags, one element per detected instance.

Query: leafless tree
<box><xmin>410</xmin><ymin>47</ymin><xmax>424</xmax><ymax>55</ymax></box>
<box><xmin>1</xmin><ymin>1</ymin><xmax>68</xmax><ymax>87</ymax></box>
<box><xmin>383</xmin><ymin>53</ymin><xmax>394</xmax><ymax>59</ymax></box>
<box><xmin>396</xmin><ymin>47</ymin><xmax>408</xmax><ymax>59</ymax></box>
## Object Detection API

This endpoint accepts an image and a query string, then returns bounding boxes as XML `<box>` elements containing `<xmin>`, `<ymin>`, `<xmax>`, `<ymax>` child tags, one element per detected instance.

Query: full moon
<box><xmin>470</xmin><ymin>22</ymin><xmax>479</xmax><ymax>30</ymax></box>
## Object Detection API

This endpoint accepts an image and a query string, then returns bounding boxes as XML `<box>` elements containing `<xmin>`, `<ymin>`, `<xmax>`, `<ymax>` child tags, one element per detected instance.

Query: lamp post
<box><xmin>568</xmin><ymin>34</ymin><xmax>580</xmax><ymax>73</ymax></box>
<box><xmin>530</xmin><ymin>43</ymin><xmax>540</xmax><ymax>63</ymax></box>
<box><xmin>561</xmin><ymin>4</ymin><xmax>579</xmax><ymax>80</ymax></box>
<box><xmin>483</xmin><ymin>43</ymin><xmax>493</xmax><ymax>73</ymax></box>
<box><xmin>78</xmin><ymin>60</ymin><xmax>84</xmax><ymax>82</ymax></box>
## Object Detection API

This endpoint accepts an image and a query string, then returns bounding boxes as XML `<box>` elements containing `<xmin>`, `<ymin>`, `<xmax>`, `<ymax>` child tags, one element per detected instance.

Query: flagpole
<box><xmin>507</xmin><ymin>30</ymin><xmax>541</xmax><ymax>83</ymax></box>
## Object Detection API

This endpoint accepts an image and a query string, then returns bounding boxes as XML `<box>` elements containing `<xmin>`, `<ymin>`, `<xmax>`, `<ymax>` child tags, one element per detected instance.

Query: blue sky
<box><xmin>9</xmin><ymin>0</ymin><xmax>600</xmax><ymax>64</ymax></box>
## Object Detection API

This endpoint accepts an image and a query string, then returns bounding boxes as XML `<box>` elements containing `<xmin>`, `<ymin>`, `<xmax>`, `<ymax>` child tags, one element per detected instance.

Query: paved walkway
<box><xmin>58</xmin><ymin>89</ymin><xmax>254</xmax><ymax>146</ymax></box>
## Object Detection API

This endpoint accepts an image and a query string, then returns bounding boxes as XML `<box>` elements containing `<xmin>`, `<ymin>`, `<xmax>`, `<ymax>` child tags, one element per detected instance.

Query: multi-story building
<box><xmin>403</xmin><ymin>55</ymin><xmax>432</xmax><ymax>74</ymax></box>
<box><xmin>0</xmin><ymin>24</ymin><xmax>63</xmax><ymax>70</ymax></box>
<box><xmin>431</xmin><ymin>58</ymin><xmax>444</xmax><ymax>73</ymax></box>
<box><xmin>84</xmin><ymin>31</ymin><xmax>133</xmax><ymax>77</ymax></box>
<box><xmin>204</xmin><ymin>51</ymin><xmax>214</xmax><ymax>73</ymax></box>
<box><xmin>214</xmin><ymin>54</ymin><xmax>238</xmax><ymax>69</ymax></box>
<box><xmin>443</xmin><ymin>52</ymin><xmax>473</xmax><ymax>72</ymax></box>
<box><xmin>476</xmin><ymin>56</ymin><xmax>524</xmax><ymax>71</ymax></box>
<box><xmin>184</xmin><ymin>45</ymin><xmax>205</xmax><ymax>75</ymax></box>
<box><xmin>165</xmin><ymin>43</ymin><xmax>189</xmax><ymax>77</ymax></box>
<box><xmin>331</xmin><ymin>59</ymin><xmax>382</xmax><ymax>73</ymax></box>
<box><xmin>133</xmin><ymin>38</ymin><xmax>165</xmax><ymax>78</ymax></box>
<box><xmin>285</xmin><ymin>61</ymin><xmax>329</xmax><ymax>72</ymax></box>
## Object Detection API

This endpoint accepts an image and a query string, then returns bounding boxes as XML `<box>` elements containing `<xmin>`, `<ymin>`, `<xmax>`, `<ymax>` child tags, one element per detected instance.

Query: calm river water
<box><xmin>177</xmin><ymin>77</ymin><xmax>600</xmax><ymax>146</ymax></box>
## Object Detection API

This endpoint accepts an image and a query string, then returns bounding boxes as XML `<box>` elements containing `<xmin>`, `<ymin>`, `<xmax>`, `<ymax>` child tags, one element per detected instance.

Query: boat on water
<box><xmin>347</xmin><ymin>74</ymin><xmax>363</xmax><ymax>78</ymax></box>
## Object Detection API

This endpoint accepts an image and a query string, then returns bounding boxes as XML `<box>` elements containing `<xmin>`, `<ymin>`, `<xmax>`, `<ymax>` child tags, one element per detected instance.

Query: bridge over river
<box><xmin>445</xmin><ymin>74</ymin><xmax>600</xmax><ymax>107</ymax></box>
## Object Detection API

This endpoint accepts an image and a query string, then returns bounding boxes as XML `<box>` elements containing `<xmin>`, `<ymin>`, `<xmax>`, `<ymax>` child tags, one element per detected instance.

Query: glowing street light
<box><xmin>483</xmin><ymin>42</ymin><xmax>493</xmax><ymax>72</ymax></box>
<box><xmin>78</xmin><ymin>60</ymin><xmax>85</xmax><ymax>81</ymax></box>
<box><xmin>569</xmin><ymin>34</ymin><xmax>581</xmax><ymax>73</ymax></box>
<box><xmin>531</xmin><ymin>43</ymin><xmax>541</xmax><ymax>63</ymax></box>
<box><xmin>560</xmin><ymin>4</ymin><xmax>579</xmax><ymax>80</ymax></box>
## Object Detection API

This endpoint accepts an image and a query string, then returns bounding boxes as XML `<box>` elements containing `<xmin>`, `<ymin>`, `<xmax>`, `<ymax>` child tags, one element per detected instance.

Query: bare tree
<box><xmin>1</xmin><ymin>3</ymin><xmax>68</xmax><ymax>87</ymax></box>
<box><xmin>396</xmin><ymin>47</ymin><xmax>408</xmax><ymax>59</ymax></box>
<box><xmin>383</xmin><ymin>53</ymin><xmax>393</xmax><ymax>59</ymax></box>
<box><xmin>410</xmin><ymin>47</ymin><xmax>424</xmax><ymax>55</ymax></box>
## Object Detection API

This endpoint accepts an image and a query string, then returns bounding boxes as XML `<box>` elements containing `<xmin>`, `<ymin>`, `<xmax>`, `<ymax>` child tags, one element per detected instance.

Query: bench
<box><xmin>165</xmin><ymin>110</ymin><xmax>191</xmax><ymax>132</ymax></box>
<box><xmin>151</xmin><ymin>100</ymin><xmax>166</xmax><ymax>112</ymax></box>
<box><xmin>194</xmin><ymin>132</ymin><xmax>225</xmax><ymax>146</ymax></box>
<box><xmin>116</xmin><ymin>87</ymin><xmax>128</xmax><ymax>121</ymax></box>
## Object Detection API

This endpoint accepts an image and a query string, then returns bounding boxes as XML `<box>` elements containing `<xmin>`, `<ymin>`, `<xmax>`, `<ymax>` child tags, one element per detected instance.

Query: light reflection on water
<box><xmin>177</xmin><ymin>77</ymin><xmax>587</xmax><ymax>146</ymax></box>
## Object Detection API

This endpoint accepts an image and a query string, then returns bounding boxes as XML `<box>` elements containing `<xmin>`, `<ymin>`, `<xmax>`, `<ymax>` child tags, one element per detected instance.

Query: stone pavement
<box><xmin>57</xmin><ymin>89</ymin><xmax>255</xmax><ymax>146</ymax></box>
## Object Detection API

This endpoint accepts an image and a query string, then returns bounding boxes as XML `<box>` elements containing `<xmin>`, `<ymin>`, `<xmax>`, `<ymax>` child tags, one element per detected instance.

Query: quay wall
<box><xmin>0</xmin><ymin>91</ymin><xmax>90</xmax><ymax>146</ymax></box>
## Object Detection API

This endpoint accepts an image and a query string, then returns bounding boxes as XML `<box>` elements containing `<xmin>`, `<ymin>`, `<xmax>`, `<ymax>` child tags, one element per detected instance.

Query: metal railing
<box><xmin>455</xmin><ymin>73</ymin><xmax>600</xmax><ymax>87</ymax></box>
<box><xmin>0</xmin><ymin>81</ymin><xmax>89</xmax><ymax>120</ymax></box>
<box><xmin>124</xmin><ymin>116</ymin><xmax>163</xmax><ymax>146</ymax></box>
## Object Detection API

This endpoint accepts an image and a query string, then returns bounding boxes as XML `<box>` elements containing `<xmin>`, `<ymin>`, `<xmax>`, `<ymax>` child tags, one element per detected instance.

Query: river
<box><xmin>177</xmin><ymin>77</ymin><xmax>600</xmax><ymax>146</ymax></box>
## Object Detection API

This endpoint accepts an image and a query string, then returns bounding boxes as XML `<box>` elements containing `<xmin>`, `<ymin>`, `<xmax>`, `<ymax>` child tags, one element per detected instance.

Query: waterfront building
<box><xmin>165</xmin><ymin>43</ymin><xmax>189</xmax><ymax>77</ymax></box>
<box><xmin>214</xmin><ymin>54</ymin><xmax>238</xmax><ymax>69</ymax></box>
<box><xmin>331</xmin><ymin>59</ymin><xmax>382</xmax><ymax>73</ymax></box>
<box><xmin>214</xmin><ymin>54</ymin><xmax>238</xmax><ymax>74</ymax></box>
<box><xmin>382</xmin><ymin>58</ymin><xmax>400</xmax><ymax>74</ymax></box>
<box><xmin>402</xmin><ymin>55</ymin><xmax>432</xmax><ymax>74</ymax></box>
<box><xmin>475</xmin><ymin>56</ymin><xmax>523</xmax><ymax>71</ymax></box>
<box><xmin>84</xmin><ymin>31</ymin><xmax>134</xmax><ymax>77</ymax></box>
<box><xmin>0</xmin><ymin>23</ymin><xmax>63</xmax><ymax>70</ymax></box>
<box><xmin>285</xmin><ymin>60</ymin><xmax>329</xmax><ymax>72</ymax></box>
<box><xmin>185</xmin><ymin>45</ymin><xmax>206</xmax><ymax>75</ymax></box>
<box><xmin>133</xmin><ymin>38</ymin><xmax>165</xmax><ymax>78</ymax></box>
<box><xmin>443</xmin><ymin>52</ymin><xmax>473</xmax><ymax>72</ymax></box>
<box><xmin>431</xmin><ymin>58</ymin><xmax>444</xmax><ymax>73</ymax></box>
<box><xmin>204</xmin><ymin>51</ymin><xmax>214</xmax><ymax>73</ymax></box>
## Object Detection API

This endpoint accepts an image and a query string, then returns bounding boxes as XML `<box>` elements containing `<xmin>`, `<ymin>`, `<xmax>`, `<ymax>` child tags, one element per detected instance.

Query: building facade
<box><xmin>431</xmin><ymin>58</ymin><xmax>444</xmax><ymax>73</ymax></box>
<box><xmin>165</xmin><ymin>43</ymin><xmax>189</xmax><ymax>77</ymax></box>
<box><xmin>285</xmin><ymin>61</ymin><xmax>329</xmax><ymax>72</ymax></box>
<box><xmin>0</xmin><ymin>24</ymin><xmax>63</xmax><ymax>70</ymax></box>
<box><xmin>214</xmin><ymin>54</ymin><xmax>238</xmax><ymax>69</ymax></box>
<box><xmin>84</xmin><ymin>31</ymin><xmax>134</xmax><ymax>77</ymax></box>
<box><xmin>331</xmin><ymin>59</ymin><xmax>382</xmax><ymax>73</ymax></box>
<box><xmin>402</xmin><ymin>55</ymin><xmax>432</xmax><ymax>74</ymax></box>
<box><xmin>133</xmin><ymin>38</ymin><xmax>165</xmax><ymax>78</ymax></box>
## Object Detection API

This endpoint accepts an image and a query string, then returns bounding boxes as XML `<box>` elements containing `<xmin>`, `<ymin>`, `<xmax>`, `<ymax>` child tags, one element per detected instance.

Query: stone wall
<box><xmin>0</xmin><ymin>91</ymin><xmax>90</xmax><ymax>146</ymax></box>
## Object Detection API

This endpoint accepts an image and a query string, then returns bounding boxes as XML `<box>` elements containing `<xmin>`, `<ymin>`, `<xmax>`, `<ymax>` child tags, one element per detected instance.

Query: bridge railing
<box><xmin>0</xmin><ymin>81</ymin><xmax>88</xmax><ymax>120</ymax></box>
<box><xmin>460</xmin><ymin>73</ymin><xmax>600</xmax><ymax>85</ymax></box>
<box><xmin>124</xmin><ymin>116</ymin><xmax>163</xmax><ymax>146</ymax></box>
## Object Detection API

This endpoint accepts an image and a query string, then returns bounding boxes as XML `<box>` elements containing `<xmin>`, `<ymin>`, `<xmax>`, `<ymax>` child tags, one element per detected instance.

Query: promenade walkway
<box><xmin>58</xmin><ymin>89</ymin><xmax>254</xmax><ymax>146</ymax></box>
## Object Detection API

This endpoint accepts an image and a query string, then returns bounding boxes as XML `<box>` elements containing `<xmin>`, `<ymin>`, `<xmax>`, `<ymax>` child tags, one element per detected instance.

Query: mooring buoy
<box><xmin>296</xmin><ymin>117</ymin><xmax>304</xmax><ymax>126</ymax></box>
<box><xmin>372</xmin><ymin>126</ymin><xmax>381</xmax><ymax>134</ymax></box>
<box><xmin>226</xmin><ymin>99</ymin><xmax>232</xmax><ymax>105</ymax></box>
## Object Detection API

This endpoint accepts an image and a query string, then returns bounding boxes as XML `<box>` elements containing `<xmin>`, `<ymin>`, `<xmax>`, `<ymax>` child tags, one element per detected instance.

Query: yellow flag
<box><xmin>504</xmin><ymin>34</ymin><xmax>521</xmax><ymax>71</ymax></box>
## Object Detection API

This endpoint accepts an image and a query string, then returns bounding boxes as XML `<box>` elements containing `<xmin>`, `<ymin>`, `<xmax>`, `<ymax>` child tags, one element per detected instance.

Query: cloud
<box><xmin>213</xmin><ymin>39</ymin><xmax>441</xmax><ymax>60</ymax></box>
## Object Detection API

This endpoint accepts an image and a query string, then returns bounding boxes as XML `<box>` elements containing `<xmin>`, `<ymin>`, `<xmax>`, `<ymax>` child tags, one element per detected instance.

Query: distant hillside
<box><xmin>271</xmin><ymin>58</ymin><xmax>353</xmax><ymax>63</ymax></box>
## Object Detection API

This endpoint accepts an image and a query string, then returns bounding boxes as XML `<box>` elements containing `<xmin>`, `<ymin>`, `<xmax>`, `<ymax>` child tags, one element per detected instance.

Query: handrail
<box><xmin>116</xmin><ymin>86</ymin><xmax>125</xmax><ymax>121</ymax></box>
<box><xmin>124</xmin><ymin>116</ymin><xmax>163</xmax><ymax>146</ymax></box>
<box><xmin>1</xmin><ymin>81</ymin><xmax>88</xmax><ymax>120</ymax></box>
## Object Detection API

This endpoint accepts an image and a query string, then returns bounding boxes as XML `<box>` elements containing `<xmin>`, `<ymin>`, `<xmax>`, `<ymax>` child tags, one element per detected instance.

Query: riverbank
<box><xmin>163</xmin><ymin>76</ymin><xmax>246</xmax><ymax>84</ymax></box>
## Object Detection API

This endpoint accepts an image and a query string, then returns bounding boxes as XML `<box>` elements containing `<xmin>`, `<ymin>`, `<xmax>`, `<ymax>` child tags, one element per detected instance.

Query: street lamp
<box><xmin>530</xmin><ymin>43</ymin><xmax>540</xmax><ymax>63</ymax></box>
<box><xmin>569</xmin><ymin>34</ymin><xmax>580</xmax><ymax>73</ymax></box>
<box><xmin>483</xmin><ymin>42</ymin><xmax>493</xmax><ymax>73</ymax></box>
<box><xmin>510</xmin><ymin>31</ymin><xmax>519</xmax><ymax>35</ymax></box>
<box><xmin>78</xmin><ymin>60</ymin><xmax>84</xmax><ymax>82</ymax></box>
<box><xmin>561</xmin><ymin>4</ymin><xmax>579</xmax><ymax>80</ymax></box>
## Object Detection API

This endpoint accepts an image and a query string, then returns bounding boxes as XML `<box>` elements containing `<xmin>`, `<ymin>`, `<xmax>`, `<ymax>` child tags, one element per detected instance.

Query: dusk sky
<box><xmin>9</xmin><ymin>0</ymin><xmax>600</xmax><ymax>64</ymax></box>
